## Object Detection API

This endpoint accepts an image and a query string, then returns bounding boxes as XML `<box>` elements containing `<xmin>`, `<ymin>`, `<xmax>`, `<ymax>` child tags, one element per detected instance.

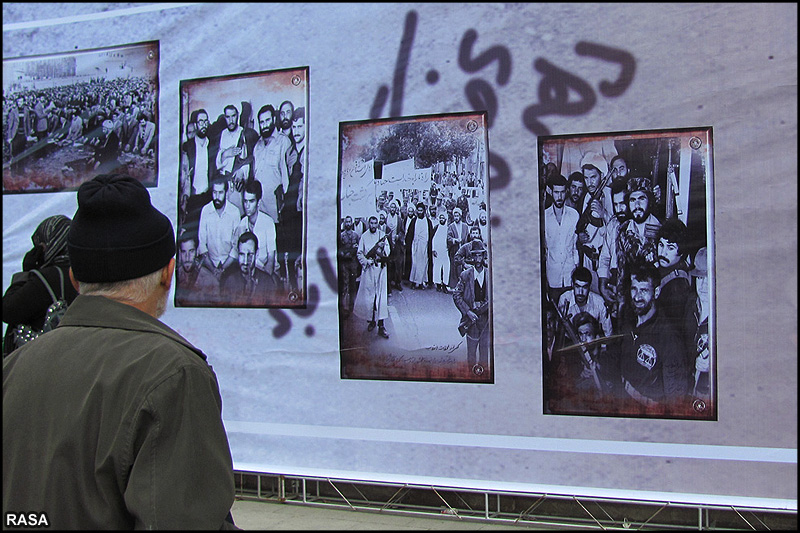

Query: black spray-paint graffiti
<box><xmin>269</xmin><ymin>249</ymin><xmax>335</xmax><ymax>338</ymax></box>
<box><xmin>270</xmin><ymin>9</ymin><xmax>636</xmax><ymax>338</ymax></box>
<box><xmin>522</xmin><ymin>42</ymin><xmax>636</xmax><ymax>136</ymax></box>
<box><xmin>371</xmin><ymin>10</ymin><xmax>636</xmax><ymax>197</ymax></box>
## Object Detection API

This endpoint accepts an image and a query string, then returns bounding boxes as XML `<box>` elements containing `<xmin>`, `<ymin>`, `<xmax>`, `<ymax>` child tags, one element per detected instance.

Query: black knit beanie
<box><xmin>68</xmin><ymin>173</ymin><xmax>175</xmax><ymax>282</ymax></box>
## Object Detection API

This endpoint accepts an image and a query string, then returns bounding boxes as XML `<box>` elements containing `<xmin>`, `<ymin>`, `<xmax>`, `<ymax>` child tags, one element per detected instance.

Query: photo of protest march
<box><xmin>175</xmin><ymin>67</ymin><xmax>308</xmax><ymax>309</ymax></box>
<box><xmin>3</xmin><ymin>41</ymin><xmax>159</xmax><ymax>193</ymax></box>
<box><xmin>338</xmin><ymin>112</ymin><xmax>493</xmax><ymax>383</ymax></box>
<box><xmin>538</xmin><ymin>127</ymin><xmax>715</xmax><ymax>420</ymax></box>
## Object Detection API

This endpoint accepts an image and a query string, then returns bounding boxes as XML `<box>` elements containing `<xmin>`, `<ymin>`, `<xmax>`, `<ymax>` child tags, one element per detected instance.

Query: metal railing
<box><xmin>234</xmin><ymin>471</ymin><xmax>797</xmax><ymax>530</ymax></box>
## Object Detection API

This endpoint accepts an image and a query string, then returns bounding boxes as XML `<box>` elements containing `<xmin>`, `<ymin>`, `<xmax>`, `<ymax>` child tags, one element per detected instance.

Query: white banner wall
<box><xmin>3</xmin><ymin>3</ymin><xmax>796</xmax><ymax>510</ymax></box>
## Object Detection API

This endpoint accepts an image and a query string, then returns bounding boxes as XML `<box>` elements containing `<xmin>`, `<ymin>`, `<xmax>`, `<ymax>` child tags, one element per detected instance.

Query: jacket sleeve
<box><xmin>123</xmin><ymin>364</ymin><xmax>235</xmax><ymax>530</ymax></box>
<box><xmin>453</xmin><ymin>271</ymin><xmax>471</xmax><ymax>316</ymax></box>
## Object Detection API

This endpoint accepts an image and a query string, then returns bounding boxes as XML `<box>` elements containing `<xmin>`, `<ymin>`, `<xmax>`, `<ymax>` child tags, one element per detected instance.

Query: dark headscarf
<box><xmin>31</xmin><ymin>215</ymin><xmax>72</xmax><ymax>269</ymax></box>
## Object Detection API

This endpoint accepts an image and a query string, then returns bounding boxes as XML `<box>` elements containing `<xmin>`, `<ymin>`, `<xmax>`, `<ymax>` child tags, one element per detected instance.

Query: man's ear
<box><xmin>68</xmin><ymin>268</ymin><xmax>80</xmax><ymax>292</ymax></box>
<box><xmin>162</xmin><ymin>258</ymin><xmax>176</xmax><ymax>290</ymax></box>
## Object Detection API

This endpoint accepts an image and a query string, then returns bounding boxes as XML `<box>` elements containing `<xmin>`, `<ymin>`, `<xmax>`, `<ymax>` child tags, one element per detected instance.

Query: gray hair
<box><xmin>78</xmin><ymin>268</ymin><xmax>163</xmax><ymax>305</ymax></box>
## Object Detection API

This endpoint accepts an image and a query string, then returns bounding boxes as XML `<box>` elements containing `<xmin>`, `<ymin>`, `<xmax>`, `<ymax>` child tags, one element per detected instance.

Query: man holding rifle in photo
<box><xmin>353</xmin><ymin>215</ymin><xmax>391</xmax><ymax>339</ymax></box>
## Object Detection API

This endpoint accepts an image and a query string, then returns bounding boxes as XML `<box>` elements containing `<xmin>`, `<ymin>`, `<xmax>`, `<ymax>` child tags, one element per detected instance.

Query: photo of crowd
<box><xmin>3</xmin><ymin>42</ymin><xmax>159</xmax><ymax>193</ymax></box>
<box><xmin>175</xmin><ymin>67</ymin><xmax>307</xmax><ymax>309</ymax></box>
<box><xmin>338</xmin><ymin>112</ymin><xmax>493</xmax><ymax>383</ymax></box>
<box><xmin>538</xmin><ymin>127</ymin><xmax>715</xmax><ymax>420</ymax></box>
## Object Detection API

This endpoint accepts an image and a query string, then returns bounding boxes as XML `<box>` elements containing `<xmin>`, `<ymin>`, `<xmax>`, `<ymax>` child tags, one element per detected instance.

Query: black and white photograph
<box><xmin>338</xmin><ymin>111</ymin><xmax>493</xmax><ymax>382</ymax></box>
<box><xmin>3</xmin><ymin>41</ymin><xmax>159</xmax><ymax>193</ymax></box>
<box><xmin>538</xmin><ymin>127</ymin><xmax>716</xmax><ymax>420</ymax></box>
<box><xmin>175</xmin><ymin>66</ymin><xmax>308</xmax><ymax>309</ymax></box>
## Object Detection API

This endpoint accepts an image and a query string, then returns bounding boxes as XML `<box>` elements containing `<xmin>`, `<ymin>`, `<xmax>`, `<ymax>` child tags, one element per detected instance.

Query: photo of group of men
<box><xmin>338</xmin><ymin>113</ymin><xmax>493</xmax><ymax>382</ymax></box>
<box><xmin>175</xmin><ymin>68</ymin><xmax>307</xmax><ymax>308</ymax></box>
<box><xmin>538</xmin><ymin>128</ymin><xmax>715</xmax><ymax>420</ymax></box>
<box><xmin>3</xmin><ymin>42</ymin><xmax>159</xmax><ymax>193</ymax></box>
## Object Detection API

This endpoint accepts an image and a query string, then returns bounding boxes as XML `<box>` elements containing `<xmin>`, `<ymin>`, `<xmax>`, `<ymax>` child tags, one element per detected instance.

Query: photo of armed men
<box><xmin>338</xmin><ymin>112</ymin><xmax>493</xmax><ymax>383</ymax></box>
<box><xmin>538</xmin><ymin>127</ymin><xmax>715</xmax><ymax>420</ymax></box>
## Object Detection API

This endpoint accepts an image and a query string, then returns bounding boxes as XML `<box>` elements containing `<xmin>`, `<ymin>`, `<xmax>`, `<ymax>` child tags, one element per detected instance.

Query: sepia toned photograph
<box><xmin>175</xmin><ymin>66</ymin><xmax>308</xmax><ymax>309</ymax></box>
<box><xmin>338</xmin><ymin>111</ymin><xmax>493</xmax><ymax>382</ymax></box>
<box><xmin>538</xmin><ymin>127</ymin><xmax>716</xmax><ymax>420</ymax></box>
<box><xmin>3</xmin><ymin>41</ymin><xmax>159</xmax><ymax>193</ymax></box>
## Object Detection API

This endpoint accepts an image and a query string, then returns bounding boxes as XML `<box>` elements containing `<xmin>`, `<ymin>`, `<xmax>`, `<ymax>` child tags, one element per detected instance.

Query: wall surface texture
<box><xmin>3</xmin><ymin>2</ymin><xmax>797</xmax><ymax>509</ymax></box>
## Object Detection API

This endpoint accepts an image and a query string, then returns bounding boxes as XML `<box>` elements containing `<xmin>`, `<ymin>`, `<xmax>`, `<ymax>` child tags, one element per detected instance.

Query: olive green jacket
<box><xmin>3</xmin><ymin>295</ymin><xmax>236</xmax><ymax>529</ymax></box>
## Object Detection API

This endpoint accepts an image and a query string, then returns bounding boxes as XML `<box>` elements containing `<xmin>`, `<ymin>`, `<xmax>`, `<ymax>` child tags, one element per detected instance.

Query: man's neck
<box><xmin>660</xmin><ymin>261</ymin><xmax>685</xmax><ymax>275</ymax></box>
<box><xmin>636</xmin><ymin>306</ymin><xmax>656</xmax><ymax>326</ymax></box>
<box><xmin>632</xmin><ymin>217</ymin><xmax>650</xmax><ymax>233</ymax></box>
<box><xmin>248</xmin><ymin>211</ymin><xmax>258</xmax><ymax>226</ymax></box>
<box><xmin>551</xmin><ymin>204</ymin><xmax>565</xmax><ymax>222</ymax></box>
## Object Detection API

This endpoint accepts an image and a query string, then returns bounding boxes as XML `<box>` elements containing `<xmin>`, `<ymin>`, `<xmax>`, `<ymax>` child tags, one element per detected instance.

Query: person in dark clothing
<box><xmin>279</xmin><ymin>106</ymin><xmax>306</xmax><ymax>295</ymax></box>
<box><xmin>607</xmin><ymin>261</ymin><xmax>690</xmax><ymax>415</ymax></box>
<box><xmin>3</xmin><ymin>173</ymin><xmax>237</xmax><ymax>529</ymax></box>
<box><xmin>86</xmin><ymin>119</ymin><xmax>121</xmax><ymax>174</ymax></box>
<box><xmin>654</xmin><ymin>218</ymin><xmax>694</xmax><ymax>371</ymax></box>
<box><xmin>3</xmin><ymin>215</ymin><xmax>78</xmax><ymax>357</ymax></box>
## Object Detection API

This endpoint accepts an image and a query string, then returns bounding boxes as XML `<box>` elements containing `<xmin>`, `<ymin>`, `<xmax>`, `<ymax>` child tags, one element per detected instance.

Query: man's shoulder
<box><xmin>235</xmin><ymin>216</ymin><xmax>250</xmax><ymax>232</ymax></box>
<box><xmin>640</xmin><ymin>309</ymin><xmax>679</xmax><ymax>336</ymax></box>
<box><xmin>646</xmin><ymin>213</ymin><xmax>662</xmax><ymax>224</ymax></box>
<box><xmin>219</xmin><ymin>265</ymin><xmax>240</xmax><ymax>285</ymax></box>
<box><xmin>267</xmin><ymin>132</ymin><xmax>292</xmax><ymax>148</ymax></box>
<box><xmin>459</xmin><ymin>267</ymin><xmax>475</xmax><ymax>282</ymax></box>
<box><xmin>223</xmin><ymin>204</ymin><xmax>243</xmax><ymax>222</ymax></box>
<box><xmin>255</xmin><ymin>212</ymin><xmax>277</xmax><ymax>229</ymax></box>
<box><xmin>255</xmin><ymin>268</ymin><xmax>275</xmax><ymax>286</ymax></box>
<box><xmin>587</xmin><ymin>290</ymin><xmax>606</xmax><ymax>306</ymax></box>
<box><xmin>199</xmin><ymin>201</ymin><xmax>216</xmax><ymax>217</ymax></box>
<box><xmin>557</xmin><ymin>290</ymin><xmax>573</xmax><ymax>305</ymax></box>
<box><xmin>52</xmin><ymin>305</ymin><xmax>206</xmax><ymax>366</ymax></box>
<box><xmin>662</xmin><ymin>268</ymin><xmax>690</xmax><ymax>285</ymax></box>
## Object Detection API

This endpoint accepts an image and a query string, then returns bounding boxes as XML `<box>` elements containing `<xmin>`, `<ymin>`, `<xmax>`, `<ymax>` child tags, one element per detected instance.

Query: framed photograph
<box><xmin>3</xmin><ymin>41</ymin><xmax>159</xmax><ymax>194</ymax></box>
<box><xmin>338</xmin><ymin>111</ymin><xmax>493</xmax><ymax>383</ymax></box>
<box><xmin>175</xmin><ymin>66</ymin><xmax>308</xmax><ymax>309</ymax></box>
<box><xmin>538</xmin><ymin>126</ymin><xmax>716</xmax><ymax>420</ymax></box>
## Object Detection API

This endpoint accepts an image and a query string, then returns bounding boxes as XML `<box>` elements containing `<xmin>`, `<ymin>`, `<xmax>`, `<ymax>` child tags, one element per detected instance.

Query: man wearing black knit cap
<box><xmin>2</xmin><ymin>173</ymin><xmax>238</xmax><ymax>530</ymax></box>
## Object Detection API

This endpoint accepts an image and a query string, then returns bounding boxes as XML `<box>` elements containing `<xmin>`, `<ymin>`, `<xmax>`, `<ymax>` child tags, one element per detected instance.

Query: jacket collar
<box><xmin>58</xmin><ymin>295</ymin><xmax>207</xmax><ymax>361</ymax></box>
